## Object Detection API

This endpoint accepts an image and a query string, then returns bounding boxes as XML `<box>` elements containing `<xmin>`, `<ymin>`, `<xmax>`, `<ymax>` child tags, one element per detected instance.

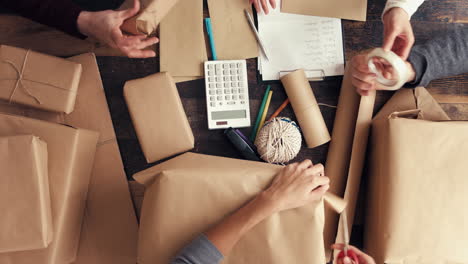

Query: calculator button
<box><xmin>216</xmin><ymin>69</ymin><xmax>222</xmax><ymax>75</ymax></box>
<box><xmin>239</xmin><ymin>95</ymin><xmax>245</xmax><ymax>100</ymax></box>
<box><xmin>225</xmin><ymin>95</ymin><xmax>231</xmax><ymax>100</ymax></box>
<box><xmin>224</xmin><ymin>89</ymin><xmax>230</xmax><ymax>94</ymax></box>
<box><xmin>238</xmin><ymin>82</ymin><xmax>243</xmax><ymax>87</ymax></box>
<box><xmin>230</xmin><ymin>69</ymin><xmax>236</xmax><ymax>75</ymax></box>
<box><xmin>210</xmin><ymin>102</ymin><xmax>216</xmax><ymax>107</ymax></box>
<box><xmin>237</xmin><ymin>68</ymin><xmax>242</xmax><ymax>74</ymax></box>
<box><xmin>215</xmin><ymin>64</ymin><xmax>222</xmax><ymax>70</ymax></box>
<box><xmin>208</xmin><ymin>64</ymin><xmax>214</xmax><ymax>70</ymax></box>
<box><xmin>216</xmin><ymin>83</ymin><xmax>222</xmax><ymax>88</ymax></box>
<box><xmin>231</xmin><ymin>88</ymin><xmax>237</xmax><ymax>94</ymax></box>
<box><xmin>224</xmin><ymin>83</ymin><xmax>230</xmax><ymax>88</ymax></box>
<box><xmin>208</xmin><ymin>83</ymin><xmax>215</xmax><ymax>89</ymax></box>
<box><xmin>232</xmin><ymin>95</ymin><xmax>238</xmax><ymax>100</ymax></box>
<box><xmin>216</xmin><ymin>77</ymin><xmax>223</xmax><ymax>82</ymax></box>
<box><xmin>227</xmin><ymin>101</ymin><xmax>236</xmax><ymax>105</ymax></box>
<box><xmin>223</xmin><ymin>64</ymin><xmax>229</xmax><ymax>69</ymax></box>
<box><xmin>208</xmin><ymin>70</ymin><xmax>214</xmax><ymax>76</ymax></box>
<box><xmin>230</xmin><ymin>63</ymin><xmax>236</xmax><ymax>68</ymax></box>
<box><xmin>240</xmin><ymin>101</ymin><xmax>245</xmax><ymax>104</ymax></box>
<box><xmin>219</xmin><ymin>102</ymin><xmax>223</xmax><ymax>106</ymax></box>
<box><xmin>224</xmin><ymin>76</ymin><xmax>230</xmax><ymax>82</ymax></box>
<box><xmin>210</xmin><ymin>96</ymin><xmax>215</xmax><ymax>101</ymax></box>
<box><xmin>216</xmin><ymin>89</ymin><xmax>222</xmax><ymax>94</ymax></box>
<box><xmin>209</xmin><ymin>90</ymin><xmax>215</xmax><ymax>95</ymax></box>
<box><xmin>237</xmin><ymin>63</ymin><xmax>242</xmax><ymax>67</ymax></box>
<box><xmin>217</xmin><ymin>96</ymin><xmax>223</xmax><ymax>101</ymax></box>
<box><xmin>231</xmin><ymin>76</ymin><xmax>236</xmax><ymax>81</ymax></box>
<box><xmin>231</xmin><ymin>82</ymin><xmax>237</xmax><ymax>88</ymax></box>
<box><xmin>208</xmin><ymin>77</ymin><xmax>215</xmax><ymax>82</ymax></box>
<box><xmin>239</xmin><ymin>88</ymin><xmax>245</xmax><ymax>94</ymax></box>
<box><xmin>238</xmin><ymin>75</ymin><xmax>243</xmax><ymax>81</ymax></box>
<box><xmin>223</xmin><ymin>70</ymin><xmax>229</xmax><ymax>75</ymax></box>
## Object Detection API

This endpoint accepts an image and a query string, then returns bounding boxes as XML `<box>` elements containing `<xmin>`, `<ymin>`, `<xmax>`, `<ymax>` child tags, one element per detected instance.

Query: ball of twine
<box><xmin>254</xmin><ymin>117</ymin><xmax>302</xmax><ymax>164</ymax></box>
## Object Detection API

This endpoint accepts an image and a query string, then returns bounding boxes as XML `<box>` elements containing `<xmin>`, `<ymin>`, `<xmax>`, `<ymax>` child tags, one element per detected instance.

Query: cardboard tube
<box><xmin>280</xmin><ymin>69</ymin><xmax>331</xmax><ymax>148</ymax></box>
<box><xmin>323</xmin><ymin>63</ymin><xmax>376</xmax><ymax>260</ymax></box>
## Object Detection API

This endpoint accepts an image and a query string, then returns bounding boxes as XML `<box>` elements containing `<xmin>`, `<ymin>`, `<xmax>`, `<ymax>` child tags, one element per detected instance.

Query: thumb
<box><xmin>382</xmin><ymin>27</ymin><xmax>397</xmax><ymax>52</ymax></box>
<box><xmin>120</xmin><ymin>0</ymin><xmax>140</xmax><ymax>19</ymax></box>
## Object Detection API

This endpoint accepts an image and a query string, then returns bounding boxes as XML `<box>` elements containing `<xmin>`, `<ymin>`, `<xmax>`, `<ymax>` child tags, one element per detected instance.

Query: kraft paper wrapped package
<box><xmin>0</xmin><ymin>113</ymin><xmax>98</xmax><ymax>264</ymax></box>
<box><xmin>124</xmin><ymin>72</ymin><xmax>194</xmax><ymax>163</ymax></box>
<box><xmin>0</xmin><ymin>45</ymin><xmax>82</xmax><ymax>114</ymax></box>
<box><xmin>0</xmin><ymin>53</ymin><xmax>139</xmax><ymax>264</ymax></box>
<box><xmin>134</xmin><ymin>152</ymin><xmax>345</xmax><ymax>264</ymax></box>
<box><xmin>280</xmin><ymin>69</ymin><xmax>331</xmax><ymax>148</ymax></box>
<box><xmin>364</xmin><ymin>87</ymin><xmax>468</xmax><ymax>264</ymax></box>
<box><xmin>0</xmin><ymin>135</ymin><xmax>52</xmax><ymax>254</ymax></box>
<box><xmin>120</xmin><ymin>0</ymin><xmax>179</xmax><ymax>35</ymax></box>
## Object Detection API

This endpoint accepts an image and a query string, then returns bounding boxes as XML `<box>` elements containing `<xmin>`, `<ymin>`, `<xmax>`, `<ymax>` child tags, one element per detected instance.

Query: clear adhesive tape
<box><xmin>366</xmin><ymin>48</ymin><xmax>409</xmax><ymax>91</ymax></box>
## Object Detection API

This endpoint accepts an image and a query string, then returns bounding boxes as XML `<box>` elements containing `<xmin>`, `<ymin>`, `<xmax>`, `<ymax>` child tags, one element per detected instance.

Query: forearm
<box><xmin>205</xmin><ymin>192</ymin><xmax>276</xmax><ymax>255</ymax></box>
<box><xmin>407</xmin><ymin>27</ymin><xmax>468</xmax><ymax>87</ymax></box>
<box><xmin>0</xmin><ymin>0</ymin><xmax>86</xmax><ymax>39</ymax></box>
<box><xmin>383</xmin><ymin>0</ymin><xmax>425</xmax><ymax>18</ymax></box>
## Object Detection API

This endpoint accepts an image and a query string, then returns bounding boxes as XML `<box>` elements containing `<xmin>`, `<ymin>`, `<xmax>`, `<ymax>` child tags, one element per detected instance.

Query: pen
<box><xmin>251</xmin><ymin>85</ymin><xmax>271</xmax><ymax>141</ymax></box>
<box><xmin>244</xmin><ymin>9</ymin><xmax>270</xmax><ymax>61</ymax></box>
<box><xmin>256</xmin><ymin>90</ymin><xmax>273</xmax><ymax>140</ymax></box>
<box><xmin>205</xmin><ymin>18</ymin><xmax>217</xmax><ymax>60</ymax></box>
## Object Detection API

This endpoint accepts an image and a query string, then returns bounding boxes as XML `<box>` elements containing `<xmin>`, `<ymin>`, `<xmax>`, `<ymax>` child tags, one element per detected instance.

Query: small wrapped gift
<box><xmin>0</xmin><ymin>135</ymin><xmax>52</xmax><ymax>254</ymax></box>
<box><xmin>0</xmin><ymin>45</ymin><xmax>82</xmax><ymax>114</ymax></box>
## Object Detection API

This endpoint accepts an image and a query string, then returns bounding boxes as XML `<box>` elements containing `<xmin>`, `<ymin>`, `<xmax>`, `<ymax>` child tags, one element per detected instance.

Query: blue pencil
<box><xmin>205</xmin><ymin>18</ymin><xmax>217</xmax><ymax>60</ymax></box>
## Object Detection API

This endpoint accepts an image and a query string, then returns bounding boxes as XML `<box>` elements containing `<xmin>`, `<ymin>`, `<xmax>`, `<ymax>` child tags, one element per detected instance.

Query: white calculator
<box><xmin>204</xmin><ymin>60</ymin><xmax>251</xmax><ymax>130</ymax></box>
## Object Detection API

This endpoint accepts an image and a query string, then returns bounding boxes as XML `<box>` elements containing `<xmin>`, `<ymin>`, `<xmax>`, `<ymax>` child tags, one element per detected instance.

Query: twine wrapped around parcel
<box><xmin>255</xmin><ymin>117</ymin><xmax>301</xmax><ymax>164</ymax></box>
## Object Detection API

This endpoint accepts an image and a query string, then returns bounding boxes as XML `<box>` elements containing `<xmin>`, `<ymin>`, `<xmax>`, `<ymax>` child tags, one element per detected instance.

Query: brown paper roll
<box><xmin>280</xmin><ymin>69</ymin><xmax>331</xmax><ymax>148</ymax></box>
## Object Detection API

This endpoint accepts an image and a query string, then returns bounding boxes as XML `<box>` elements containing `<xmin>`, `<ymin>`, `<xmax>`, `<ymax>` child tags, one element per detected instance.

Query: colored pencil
<box><xmin>268</xmin><ymin>98</ymin><xmax>290</xmax><ymax>122</ymax></box>
<box><xmin>250</xmin><ymin>85</ymin><xmax>271</xmax><ymax>141</ymax></box>
<box><xmin>256</xmin><ymin>90</ymin><xmax>273</xmax><ymax>139</ymax></box>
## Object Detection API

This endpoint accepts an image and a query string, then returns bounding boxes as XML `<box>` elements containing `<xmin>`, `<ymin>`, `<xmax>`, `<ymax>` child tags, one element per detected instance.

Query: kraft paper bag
<box><xmin>0</xmin><ymin>113</ymin><xmax>98</xmax><ymax>264</ymax></box>
<box><xmin>280</xmin><ymin>69</ymin><xmax>331</xmax><ymax>148</ymax></box>
<box><xmin>0</xmin><ymin>53</ymin><xmax>139</xmax><ymax>264</ymax></box>
<box><xmin>364</xmin><ymin>87</ymin><xmax>466</xmax><ymax>264</ymax></box>
<box><xmin>281</xmin><ymin>0</ymin><xmax>367</xmax><ymax>21</ymax></box>
<box><xmin>124</xmin><ymin>72</ymin><xmax>194</xmax><ymax>163</ymax></box>
<box><xmin>0</xmin><ymin>135</ymin><xmax>52</xmax><ymax>254</ymax></box>
<box><xmin>0</xmin><ymin>45</ymin><xmax>82</xmax><ymax>114</ymax></box>
<box><xmin>160</xmin><ymin>0</ymin><xmax>207</xmax><ymax>80</ymax></box>
<box><xmin>120</xmin><ymin>0</ymin><xmax>180</xmax><ymax>35</ymax></box>
<box><xmin>207</xmin><ymin>0</ymin><xmax>259</xmax><ymax>60</ymax></box>
<box><xmin>134</xmin><ymin>152</ymin><xmax>344</xmax><ymax>264</ymax></box>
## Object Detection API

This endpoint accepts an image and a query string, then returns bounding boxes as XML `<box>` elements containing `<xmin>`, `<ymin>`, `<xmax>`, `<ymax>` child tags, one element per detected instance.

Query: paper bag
<box><xmin>0</xmin><ymin>45</ymin><xmax>82</xmax><ymax>114</ymax></box>
<box><xmin>124</xmin><ymin>72</ymin><xmax>194</xmax><ymax>163</ymax></box>
<box><xmin>0</xmin><ymin>113</ymin><xmax>98</xmax><ymax>264</ymax></box>
<box><xmin>364</xmin><ymin>87</ymin><xmax>466</xmax><ymax>264</ymax></box>
<box><xmin>281</xmin><ymin>0</ymin><xmax>367</xmax><ymax>21</ymax></box>
<box><xmin>0</xmin><ymin>135</ymin><xmax>52</xmax><ymax>254</ymax></box>
<box><xmin>134</xmin><ymin>152</ymin><xmax>344</xmax><ymax>264</ymax></box>
<box><xmin>207</xmin><ymin>0</ymin><xmax>259</xmax><ymax>60</ymax></box>
<box><xmin>120</xmin><ymin>0</ymin><xmax>180</xmax><ymax>35</ymax></box>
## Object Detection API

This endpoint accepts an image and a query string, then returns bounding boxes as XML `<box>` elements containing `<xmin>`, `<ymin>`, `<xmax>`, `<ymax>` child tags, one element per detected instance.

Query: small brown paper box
<box><xmin>134</xmin><ymin>152</ymin><xmax>344</xmax><ymax>264</ymax></box>
<box><xmin>0</xmin><ymin>45</ymin><xmax>82</xmax><ymax>114</ymax></box>
<box><xmin>0</xmin><ymin>135</ymin><xmax>52</xmax><ymax>254</ymax></box>
<box><xmin>124</xmin><ymin>72</ymin><xmax>194</xmax><ymax>163</ymax></box>
<box><xmin>120</xmin><ymin>0</ymin><xmax>180</xmax><ymax>35</ymax></box>
<box><xmin>0</xmin><ymin>113</ymin><xmax>99</xmax><ymax>264</ymax></box>
<box><xmin>365</xmin><ymin>88</ymin><xmax>468</xmax><ymax>264</ymax></box>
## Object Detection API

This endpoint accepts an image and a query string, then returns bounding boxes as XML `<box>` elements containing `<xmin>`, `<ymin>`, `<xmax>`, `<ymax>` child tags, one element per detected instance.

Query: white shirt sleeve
<box><xmin>382</xmin><ymin>0</ymin><xmax>426</xmax><ymax>19</ymax></box>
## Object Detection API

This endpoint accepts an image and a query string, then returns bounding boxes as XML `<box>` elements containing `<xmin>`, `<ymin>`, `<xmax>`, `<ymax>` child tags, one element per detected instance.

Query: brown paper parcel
<box><xmin>0</xmin><ymin>135</ymin><xmax>52</xmax><ymax>254</ymax></box>
<box><xmin>120</xmin><ymin>0</ymin><xmax>180</xmax><ymax>35</ymax></box>
<box><xmin>134</xmin><ymin>152</ymin><xmax>344</xmax><ymax>264</ymax></box>
<box><xmin>0</xmin><ymin>113</ymin><xmax>98</xmax><ymax>264</ymax></box>
<box><xmin>0</xmin><ymin>53</ymin><xmax>139</xmax><ymax>264</ymax></box>
<box><xmin>281</xmin><ymin>0</ymin><xmax>367</xmax><ymax>22</ymax></box>
<box><xmin>323</xmin><ymin>62</ymin><xmax>376</xmax><ymax>261</ymax></box>
<box><xmin>364</xmin><ymin>87</ymin><xmax>468</xmax><ymax>264</ymax></box>
<box><xmin>207</xmin><ymin>0</ymin><xmax>259</xmax><ymax>60</ymax></box>
<box><xmin>124</xmin><ymin>72</ymin><xmax>194</xmax><ymax>163</ymax></box>
<box><xmin>0</xmin><ymin>45</ymin><xmax>82</xmax><ymax>114</ymax></box>
<box><xmin>280</xmin><ymin>69</ymin><xmax>331</xmax><ymax>148</ymax></box>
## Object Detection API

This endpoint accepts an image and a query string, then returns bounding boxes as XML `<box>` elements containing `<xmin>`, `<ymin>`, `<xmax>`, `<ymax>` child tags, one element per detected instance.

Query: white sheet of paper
<box><xmin>258</xmin><ymin>1</ymin><xmax>345</xmax><ymax>80</ymax></box>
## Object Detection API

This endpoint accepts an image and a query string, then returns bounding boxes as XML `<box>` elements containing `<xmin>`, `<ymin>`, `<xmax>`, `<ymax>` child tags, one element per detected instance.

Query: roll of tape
<box><xmin>367</xmin><ymin>48</ymin><xmax>409</xmax><ymax>91</ymax></box>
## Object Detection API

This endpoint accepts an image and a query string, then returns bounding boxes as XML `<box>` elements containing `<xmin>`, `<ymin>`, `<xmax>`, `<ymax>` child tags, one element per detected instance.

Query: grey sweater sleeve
<box><xmin>171</xmin><ymin>234</ymin><xmax>224</xmax><ymax>264</ymax></box>
<box><xmin>406</xmin><ymin>26</ymin><xmax>468</xmax><ymax>88</ymax></box>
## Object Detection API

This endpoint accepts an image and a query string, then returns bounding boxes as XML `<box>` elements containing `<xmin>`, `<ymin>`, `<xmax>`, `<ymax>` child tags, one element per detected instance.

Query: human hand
<box><xmin>350</xmin><ymin>53</ymin><xmax>415</xmax><ymax>96</ymax></box>
<box><xmin>261</xmin><ymin>160</ymin><xmax>329</xmax><ymax>213</ymax></box>
<box><xmin>250</xmin><ymin>0</ymin><xmax>276</xmax><ymax>14</ymax></box>
<box><xmin>382</xmin><ymin>7</ymin><xmax>414</xmax><ymax>60</ymax></box>
<box><xmin>332</xmin><ymin>244</ymin><xmax>376</xmax><ymax>264</ymax></box>
<box><xmin>77</xmin><ymin>0</ymin><xmax>158</xmax><ymax>58</ymax></box>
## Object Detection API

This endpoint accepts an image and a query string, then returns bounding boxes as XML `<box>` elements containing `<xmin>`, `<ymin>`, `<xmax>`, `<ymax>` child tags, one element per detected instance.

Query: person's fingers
<box><xmin>310</xmin><ymin>183</ymin><xmax>329</xmax><ymax>197</ymax></box>
<box><xmin>134</xmin><ymin>36</ymin><xmax>159</xmax><ymax>50</ymax></box>
<box><xmin>305</xmin><ymin>163</ymin><xmax>324</xmax><ymax>177</ymax></box>
<box><xmin>309</xmin><ymin>175</ymin><xmax>330</xmax><ymax>189</ymax></box>
<box><xmin>297</xmin><ymin>159</ymin><xmax>313</xmax><ymax>170</ymax></box>
<box><xmin>126</xmin><ymin>49</ymin><xmax>156</xmax><ymax>58</ymax></box>
<box><xmin>119</xmin><ymin>0</ymin><xmax>140</xmax><ymax>20</ymax></box>
<box><xmin>261</xmin><ymin>0</ymin><xmax>269</xmax><ymax>14</ymax></box>
<box><xmin>352</xmin><ymin>69</ymin><xmax>376</xmax><ymax>84</ymax></box>
<box><xmin>382</xmin><ymin>27</ymin><xmax>398</xmax><ymax>52</ymax></box>
<box><xmin>357</xmin><ymin>88</ymin><xmax>370</xmax><ymax>96</ymax></box>
<box><xmin>352</xmin><ymin>77</ymin><xmax>374</xmax><ymax>91</ymax></box>
<box><xmin>399</xmin><ymin>31</ymin><xmax>414</xmax><ymax>60</ymax></box>
<box><xmin>269</xmin><ymin>0</ymin><xmax>276</xmax><ymax>9</ymax></box>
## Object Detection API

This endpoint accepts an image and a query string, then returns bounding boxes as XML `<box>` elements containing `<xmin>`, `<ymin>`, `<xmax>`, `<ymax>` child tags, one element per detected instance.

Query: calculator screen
<box><xmin>212</xmin><ymin>110</ymin><xmax>247</xmax><ymax>120</ymax></box>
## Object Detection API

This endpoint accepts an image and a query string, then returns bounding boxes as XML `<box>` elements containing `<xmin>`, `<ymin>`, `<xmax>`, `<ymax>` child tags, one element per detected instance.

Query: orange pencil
<box><xmin>267</xmin><ymin>98</ymin><xmax>290</xmax><ymax>122</ymax></box>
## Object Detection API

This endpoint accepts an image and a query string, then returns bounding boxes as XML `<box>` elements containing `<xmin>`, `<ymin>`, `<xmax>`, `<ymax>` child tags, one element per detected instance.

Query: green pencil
<box><xmin>251</xmin><ymin>85</ymin><xmax>271</xmax><ymax>141</ymax></box>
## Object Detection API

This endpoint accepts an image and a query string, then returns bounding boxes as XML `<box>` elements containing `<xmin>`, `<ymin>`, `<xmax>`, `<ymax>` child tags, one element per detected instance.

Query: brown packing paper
<box><xmin>0</xmin><ymin>135</ymin><xmax>52</xmax><ymax>254</ymax></box>
<box><xmin>160</xmin><ymin>0</ymin><xmax>207</xmax><ymax>78</ymax></box>
<box><xmin>0</xmin><ymin>114</ymin><xmax>98</xmax><ymax>264</ymax></box>
<box><xmin>120</xmin><ymin>0</ymin><xmax>180</xmax><ymax>35</ymax></box>
<box><xmin>280</xmin><ymin>69</ymin><xmax>331</xmax><ymax>148</ymax></box>
<box><xmin>323</xmin><ymin>63</ymin><xmax>376</xmax><ymax>261</ymax></box>
<box><xmin>0</xmin><ymin>45</ymin><xmax>82</xmax><ymax>114</ymax></box>
<box><xmin>0</xmin><ymin>53</ymin><xmax>139</xmax><ymax>264</ymax></box>
<box><xmin>365</xmin><ymin>87</ymin><xmax>467</xmax><ymax>264</ymax></box>
<box><xmin>124</xmin><ymin>72</ymin><xmax>194</xmax><ymax>163</ymax></box>
<box><xmin>207</xmin><ymin>0</ymin><xmax>259</xmax><ymax>60</ymax></box>
<box><xmin>281</xmin><ymin>0</ymin><xmax>367</xmax><ymax>21</ymax></box>
<box><xmin>134</xmin><ymin>152</ymin><xmax>344</xmax><ymax>264</ymax></box>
